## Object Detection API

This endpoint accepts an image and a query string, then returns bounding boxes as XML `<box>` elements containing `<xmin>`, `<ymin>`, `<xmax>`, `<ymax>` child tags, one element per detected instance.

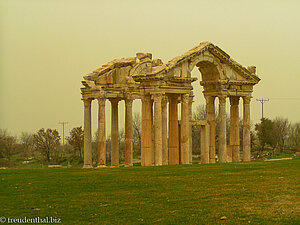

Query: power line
<box><xmin>58</xmin><ymin>122</ymin><xmax>68</xmax><ymax>151</ymax></box>
<box><xmin>268</xmin><ymin>98</ymin><xmax>300</xmax><ymax>100</ymax></box>
<box><xmin>256</xmin><ymin>98</ymin><xmax>269</xmax><ymax>120</ymax></box>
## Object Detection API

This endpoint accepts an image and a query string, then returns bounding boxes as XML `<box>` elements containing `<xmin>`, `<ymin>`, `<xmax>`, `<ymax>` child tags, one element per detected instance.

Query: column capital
<box><xmin>141</xmin><ymin>95</ymin><xmax>152</xmax><ymax>104</ymax></box>
<box><xmin>230</xmin><ymin>96</ymin><xmax>240</xmax><ymax>106</ymax></box>
<box><xmin>97</xmin><ymin>97</ymin><xmax>106</xmax><ymax>106</ymax></box>
<box><xmin>83</xmin><ymin>98</ymin><xmax>92</xmax><ymax>107</ymax></box>
<box><xmin>152</xmin><ymin>93</ymin><xmax>163</xmax><ymax>102</ymax></box>
<box><xmin>168</xmin><ymin>94</ymin><xmax>179</xmax><ymax>102</ymax></box>
<box><xmin>204</xmin><ymin>95</ymin><xmax>215</xmax><ymax>104</ymax></box>
<box><xmin>125</xmin><ymin>98</ymin><xmax>133</xmax><ymax>106</ymax></box>
<box><xmin>109</xmin><ymin>98</ymin><xmax>120</xmax><ymax>105</ymax></box>
<box><xmin>162</xmin><ymin>95</ymin><xmax>168</xmax><ymax>105</ymax></box>
<box><xmin>218</xmin><ymin>96</ymin><xmax>227</xmax><ymax>104</ymax></box>
<box><xmin>243</xmin><ymin>96</ymin><xmax>251</xmax><ymax>104</ymax></box>
<box><xmin>181</xmin><ymin>93</ymin><xmax>190</xmax><ymax>103</ymax></box>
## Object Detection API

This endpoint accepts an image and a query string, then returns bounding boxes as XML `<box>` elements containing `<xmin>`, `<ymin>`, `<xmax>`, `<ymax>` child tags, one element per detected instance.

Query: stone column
<box><xmin>141</xmin><ymin>95</ymin><xmax>152</xmax><ymax>166</ymax></box>
<box><xmin>125</xmin><ymin>97</ymin><xmax>133</xmax><ymax>167</ymax></box>
<box><xmin>230</xmin><ymin>96</ymin><xmax>240</xmax><ymax>162</ymax></box>
<box><xmin>83</xmin><ymin>98</ymin><xmax>93</xmax><ymax>168</ymax></box>
<box><xmin>243</xmin><ymin>96</ymin><xmax>251</xmax><ymax>161</ymax></box>
<box><xmin>205</xmin><ymin>95</ymin><xmax>216</xmax><ymax>163</ymax></box>
<box><xmin>180</xmin><ymin>94</ymin><xmax>190</xmax><ymax>164</ymax></box>
<box><xmin>168</xmin><ymin>95</ymin><xmax>179</xmax><ymax>165</ymax></box>
<box><xmin>154</xmin><ymin>94</ymin><xmax>162</xmax><ymax>166</ymax></box>
<box><xmin>162</xmin><ymin>96</ymin><xmax>168</xmax><ymax>165</ymax></box>
<box><xmin>218</xmin><ymin>96</ymin><xmax>227</xmax><ymax>163</ymax></box>
<box><xmin>110</xmin><ymin>99</ymin><xmax>119</xmax><ymax>167</ymax></box>
<box><xmin>188</xmin><ymin>94</ymin><xmax>193</xmax><ymax>164</ymax></box>
<box><xmin>200</xmin><ymin>124</ymin><xmax>210</xmax><ymax>164</ymax></box>
<box><xmin>97</xmin><ymin>98</ymin><xmax>106</xmax><ymax>167</ymax></box>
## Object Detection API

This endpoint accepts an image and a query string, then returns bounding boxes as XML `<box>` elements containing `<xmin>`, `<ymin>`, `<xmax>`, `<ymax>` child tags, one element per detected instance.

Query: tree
<box><xmin>255</xmin><ymin>118</ymin><xmax>274</xmax><ymax>151</ymax></box>
<box><xmin>132</xmin><ymin>112</ymin><xmax>141</xmax><ymax>153</ymax></box>
<box><xmin>20</xmin><ymin>132</ymin><xmax>34</xmax><ymax>157</ymax></box>
<box><xmin>272</xmin><ymin>117</ymin><xmax>290</xmax><ymax>152</ymax></box>
<box><xmin>66</xmin><ymin>127</ymin><xmax>84</xmax><ymax>160</ymax></box>
<box><xmin>33</xmin><ymin>128</ymin><xmax>61</xmax><ymax>162</ymax></box>
<box><xmin>289</xmin><ymin>122</ymin><xmax>300</xmax><ymax>149</ymax></box>
<box><xmin>0</xmin><ymin>129</ymin><xmax>17</xmax><ymax>161</ymax></box>
<box><xmin>192</xmin><ymin>104</ymin><xmax>206</xmax><ymax>155</ymax></box>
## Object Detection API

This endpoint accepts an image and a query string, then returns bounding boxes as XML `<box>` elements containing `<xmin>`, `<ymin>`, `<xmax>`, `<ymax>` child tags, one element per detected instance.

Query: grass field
<box><xmin>1</xmin><ymin>159</ymin><xmax>299</xmax><ymax>224</ymax></box>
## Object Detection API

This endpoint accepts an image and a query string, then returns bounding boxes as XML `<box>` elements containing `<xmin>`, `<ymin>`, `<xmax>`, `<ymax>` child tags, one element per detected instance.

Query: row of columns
<box><xmin>205</xmin><ymin>95</ymin><xmax>251</xmax><ymax>163</ymax></box>
<box><xmin>83</xmin><ymin>94</ymin><xmax>251</xmax><ymax>168</ymax></box>
<box><xmin>83</xmin><ymin>97</ymin><xmax>134</xmax><ymax>168</ymax></box>
<box><xmin>83</xmin><ymin>92</ymin><xmax>193</xmax><ymax>168</ymax></box>
<box><xmin>141</xmin><ymin>93</ymin><xmax>193</xmax><ymax>166</ymax></box>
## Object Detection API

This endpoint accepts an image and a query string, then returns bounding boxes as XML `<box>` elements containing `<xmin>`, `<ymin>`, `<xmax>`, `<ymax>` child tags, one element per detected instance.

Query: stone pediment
<box><xmin>82</xmin><ymin>42</ymin><xmax>260</xmax><ymax>91</ymax></box>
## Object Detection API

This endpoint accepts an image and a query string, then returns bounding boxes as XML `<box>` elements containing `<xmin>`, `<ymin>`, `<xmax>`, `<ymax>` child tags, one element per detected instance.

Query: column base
<box><xmin>124</xmin><ymin>164</ymin><xmax>133</xmax><ymax>167</ymax></box>
<box><xmin>97</xmin><ymin>165</ymin><xmax>107</xmax><ymax>168</ymax></box>
<box><xmin>110</xmin><ymin>165</ymin><xmax>119</xmax><ymax>168</ymax></box>
<box><xmin>83</xmin><ymin>165</ymin><xmax>93</xmax><ymax>169</ymax></box>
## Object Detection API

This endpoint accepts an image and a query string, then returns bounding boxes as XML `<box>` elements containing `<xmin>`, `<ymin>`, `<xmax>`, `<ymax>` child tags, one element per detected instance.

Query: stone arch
<box><xmin>188</xmin><ymin>53</ymin><xmax>225</xmax><ymax>82</ymax></box>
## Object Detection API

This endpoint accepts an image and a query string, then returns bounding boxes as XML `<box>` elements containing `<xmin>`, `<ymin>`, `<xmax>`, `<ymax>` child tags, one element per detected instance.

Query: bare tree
<box><xmin>272</xmin><ymin>117</ymin><xmax>290</xmax><ymax>152</ymax></box>
<box><xmin>66</xmin><ymin>127</ymin><xmax>84</xmax><ymax>160</ymax></box>
<box><xmin>192</xmin><ymin>104</ymin><xmax>206</xmax><ymax>155</ymax></box>
<box><xmin>0</xmin><ymin>129</ymin><xmax>17</xmax><ymax>162</ymax></box>
<box><xmin>289</xmin><ymin>122</ymin><xmax>300</xmax><ymax>149</ymax></box>
<box><xmin>33</xmin><ymin>128</ymin><xmax>61</xmax><ymax>162</ymax></box>
<box><xmin>193</xmin><ymin>104</ymin><xmax>206</xmax><ymax>120</ymax></box>
<box><xmin>133</xmin><ymin>112</ymin><xmax>141</xmax><ymax>153</ymax></box>
<box><xmin>20</xmin><ymin>132</ymin><xmax>34</xmax><ymax>157</ymax></box>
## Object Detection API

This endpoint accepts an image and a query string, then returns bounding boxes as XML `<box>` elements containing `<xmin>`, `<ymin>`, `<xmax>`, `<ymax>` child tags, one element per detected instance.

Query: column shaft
<box><xmin>125</xmin><ymin>98</ymin><xmax>133</xmax><ymax>166</ymax></box>
<box><xmin>200</xmin><ymin>124</ymin><xmax>210</xmax><ymax>164</ymax></box>
<box><xmin>243</xmin><ymin>96</ymin><xmax>251</xmax><ymax>161</ymax></box>
<box><xmin>141</xmin><ymin>96</ymin><xmax>152</xmax><ymax>166</ymax></box>
<box><xmin>230</xmin><ymin>96</ymin><xmax>240</xmax><ymax>162</ymax></box>
<box><xmin>111</xmin><ymin>99</ymin><xmax>119</xmax><ymax>167</ymax></box>
<box><xmin>188</xmin><ymin>94</ymin><xmax>193</xmax><ymax>164</ymax></box>
<box><xmin>168</xmin><ymin>95</ymin><xmax>179</xmax><ymax>165</ymax></box>
<box><xmin>97</xmin><ymin>98</ymin><xmax>106</xmax><ymax>167</ymax></box>
<box><xmin>218</xmin><ymin>96</ymin><xmax>227</xmax><ymax>163</ymax></box>
<box><xmin>162</xmin><ymin>96</ymin><xmax>168</xmax><ymax>165</ymax></box>
<box><xmin>154</xmin><ymin>94</ymin><xmax>162</xmax><ymax>166</ymax></box>
<box><xmin>83</xmin><ymin>99</ymin><xmax>93</xmax><ymax>168</ymax></box>
<box><xmin>180</xmin><ymin>94</ymin><xmax>190</xmax><ymax>164</ymax></box>
<box><xmin>205</xmin><ymin>96</ymin><xmax>216</xmax><ymax>163</ymax></box>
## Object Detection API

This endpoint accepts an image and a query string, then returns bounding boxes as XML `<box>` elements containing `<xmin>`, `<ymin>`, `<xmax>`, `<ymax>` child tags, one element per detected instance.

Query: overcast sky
<box><xmin>1</xmin><ymin>0</ymin><xmax>299</xmax><ymax>138</ymax></box>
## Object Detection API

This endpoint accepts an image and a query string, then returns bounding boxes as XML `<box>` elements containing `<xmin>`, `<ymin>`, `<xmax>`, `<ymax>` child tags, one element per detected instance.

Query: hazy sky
<box><xmin>1</xmin><ymin>0</ymin><xmax>300</xmax><ymax>138</ymax></box>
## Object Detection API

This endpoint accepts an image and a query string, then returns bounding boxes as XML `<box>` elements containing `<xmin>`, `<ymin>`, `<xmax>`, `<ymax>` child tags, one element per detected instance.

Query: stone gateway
<box><xmin>81</xmin><ymin>42</ymin><xmax>260</xmax><ymax>168</ymax></box>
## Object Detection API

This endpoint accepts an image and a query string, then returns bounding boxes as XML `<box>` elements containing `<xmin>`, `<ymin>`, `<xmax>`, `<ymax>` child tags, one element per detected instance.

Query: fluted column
<box><xmin>188</xmin><ymin>93</ymin><xmax>193</xmax><ymax>164</ymax></box>
<box><xmin>97</xmin><ymin>98</ymin><xmax>106</xmax><ymax>167</ymax></box>
<box><xmin>83</xmin><ymin>98</ymin><xmax>93</xmax><ymax>168</ymax></box>
<box><xmin>230</xmin><ymin>96</ymin><xmax>240</xmax><ymax>162</ymax></box>
<box><xmin>125</xmin><ymin>97</ymin><xmax>133</xmax><ymax>167</ymax></box>
<box><xmin>180</xmin><ymin>94</ymin><xmax>190</xmax><ymax>164</ymax></box>
<box><xmin>168</xmin><ymin>95</ymin><xmax>179</xmax><ymax>165</ymax></box>
<box><xmin>141</xmin><ymin>95</ymin><xmax>152</xmax><ymax>166</ymax></box>
<box><xmin>243</xmin><ymin>96</ymin><xmax>251</xmax><ymax>161</ymax></box>
<box><xmin>218</xmin><ymin>96</ymin><xmax>227</xmax><ymax>163</ymax></box>
<box><xmin>110</xmin><ymin>99</ymin><xmax>119</xmax><ymax>167</ymax></box>
<box><xmin>161</xmin><ymin>96</ymin><xmax>168</xmax><ymax>165</ymax></box>
<box><xmin>154</xmin><ymin>93</ymin><xmax>162</xmax><ymax>166</ymax></box>
<box><xmin>205</xmin><ymin>95</ymin><xmax>216</xmax><ymax>163</ymax></box>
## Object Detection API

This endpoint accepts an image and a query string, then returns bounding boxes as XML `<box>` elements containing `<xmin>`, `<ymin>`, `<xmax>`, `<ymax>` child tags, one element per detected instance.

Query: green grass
<box><xmin>1</xmin><ymin>160</ymin><xmax>299</xmax><ymax>225</ymax></box>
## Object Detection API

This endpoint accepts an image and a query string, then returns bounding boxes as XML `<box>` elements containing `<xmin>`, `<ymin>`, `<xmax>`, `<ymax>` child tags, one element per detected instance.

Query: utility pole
<box><xmin>58</xmin><ymin>122</ymin><xmax>68</xmax><ymax>151</ymax></box>
<box><xmin>256</xmin><ymin>98</ymin><xmax>269</xmax><ymax>120</ymax></box>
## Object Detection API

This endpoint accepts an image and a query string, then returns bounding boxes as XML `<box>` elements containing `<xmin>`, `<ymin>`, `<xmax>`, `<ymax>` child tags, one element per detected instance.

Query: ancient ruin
<box><xmin>81</xmin><ymin>42</ymin><xmax>260</xmax><ymax>168</ymax></box>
